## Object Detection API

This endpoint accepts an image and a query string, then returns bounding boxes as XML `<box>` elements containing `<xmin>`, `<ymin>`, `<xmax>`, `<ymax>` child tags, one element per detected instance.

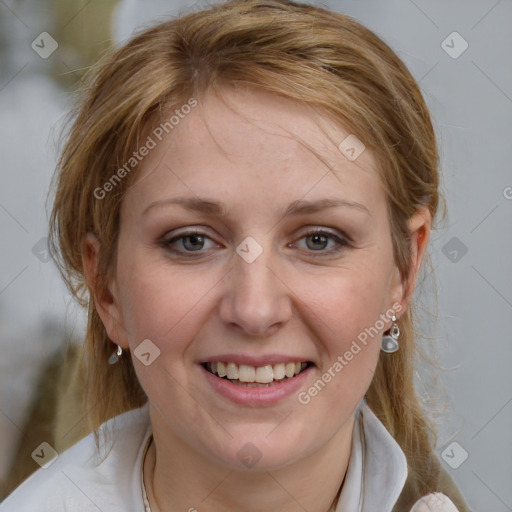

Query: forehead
<box><xmin>123</xmin><ymin>88</ymin><xmax>385</xmax><ymax>219</ymax></box>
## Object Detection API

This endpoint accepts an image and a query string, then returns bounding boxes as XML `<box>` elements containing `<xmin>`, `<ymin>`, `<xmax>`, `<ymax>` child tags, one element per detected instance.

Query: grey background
<box><xmin>1</xmin><ymin>0</ymin><xmax>511</xmax><ymax>509</ymax></box>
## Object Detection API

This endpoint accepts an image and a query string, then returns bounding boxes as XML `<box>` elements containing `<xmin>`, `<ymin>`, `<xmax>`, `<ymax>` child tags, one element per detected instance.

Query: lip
<box><xmin>200</xmin><ymin>363</ymin><xmax>313</xmax><ymax>406</ymax></box>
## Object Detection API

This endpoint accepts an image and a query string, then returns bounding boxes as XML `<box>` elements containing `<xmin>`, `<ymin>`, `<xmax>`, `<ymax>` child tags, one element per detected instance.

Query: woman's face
<box><xmin>105</xmin><ymin>88</ymin><xmax>409</xmax><ymax>469</ymax></box>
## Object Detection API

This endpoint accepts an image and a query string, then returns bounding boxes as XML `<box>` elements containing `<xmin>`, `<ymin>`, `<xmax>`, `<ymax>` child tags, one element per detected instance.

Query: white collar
<box><xmin>335</xmin><ymin>398</ymin><xmax>408</xmax><ymax>511</ymax></box>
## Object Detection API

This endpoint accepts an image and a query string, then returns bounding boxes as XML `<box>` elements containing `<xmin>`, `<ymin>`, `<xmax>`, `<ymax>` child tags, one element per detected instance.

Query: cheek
<box><xmin>296</xmin><ymin>275</ymin><xmax>386</xmax><ymax>411</ymax></box>
<box><xmin>298</xmin><ymin>262</ymin><xmax>391</xmax><ymax>380</ymax></box>
<box><xmin>116</xmin><ymin>255</ymin><xmax>217</xmax><ymax>352</ymax></box>
<box><xmin>308</xmin><ymin>266</ymin><xmax>391</xmax><ymax>339</ymax></box>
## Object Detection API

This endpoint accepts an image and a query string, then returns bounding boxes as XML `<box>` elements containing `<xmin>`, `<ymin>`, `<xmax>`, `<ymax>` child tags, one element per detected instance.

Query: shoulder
<box><xmin>410</xmin><ymin>492</ymin><xmax>460</xmax><ymax>511</ymax></box>
<box><xmin>0</xmin><ymin>404</ymin><xmax>151</xmax><ymax>512</ymax></box>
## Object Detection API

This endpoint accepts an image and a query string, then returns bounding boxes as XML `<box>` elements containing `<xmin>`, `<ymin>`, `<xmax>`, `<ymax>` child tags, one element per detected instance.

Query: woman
<box><xmin>1</xmin><ymin>1</ymin><xmax>471</xmax><ymax>510</ymax></box>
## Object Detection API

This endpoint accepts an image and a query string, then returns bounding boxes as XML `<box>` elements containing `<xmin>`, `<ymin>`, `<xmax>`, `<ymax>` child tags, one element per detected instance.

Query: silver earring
<box><xmin>381</xmin><ymin>315</ymin><xmax>400</xmax><ymax>353</ymax></box>
<box><xmin>108</xmin><ymin>345</ymin><xmax>123</xmax><ymax>365</ymax></box>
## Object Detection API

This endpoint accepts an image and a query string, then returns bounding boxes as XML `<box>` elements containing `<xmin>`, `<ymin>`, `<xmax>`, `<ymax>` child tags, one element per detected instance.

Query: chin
<box><xmin>206</xmin><ymin>428</ymin><xmax>313</xmax><ymax>472</ymax></box>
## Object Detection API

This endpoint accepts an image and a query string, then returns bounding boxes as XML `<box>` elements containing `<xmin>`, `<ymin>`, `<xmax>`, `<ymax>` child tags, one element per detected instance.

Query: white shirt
<box><xmin>0</xmin><ymin>399</ymin><xmax>459</xmax><ymax>511</ymax></box>
<box><xmin>336</xmin><ymin>399</ymin><xmax>459</xmax><ymax>512</ymax></box>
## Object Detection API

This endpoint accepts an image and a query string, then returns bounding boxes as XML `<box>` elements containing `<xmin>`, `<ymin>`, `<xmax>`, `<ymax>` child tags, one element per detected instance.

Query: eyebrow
<box><xmin>143</xmin><ymin>196</ymin><xmax>371</xmax><ymax>218</ymax></box>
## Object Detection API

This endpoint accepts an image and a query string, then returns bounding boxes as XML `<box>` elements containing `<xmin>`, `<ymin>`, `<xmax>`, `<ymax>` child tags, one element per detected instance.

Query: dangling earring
<box><xmin>381</xmin><ymin>315</ymin><xmax>400</xmax><ymax>353</ymax></box>
<box><xmin>108</xmin><ymin>344</ymin><xmax>123</xmax><ymax>365</ymax></box>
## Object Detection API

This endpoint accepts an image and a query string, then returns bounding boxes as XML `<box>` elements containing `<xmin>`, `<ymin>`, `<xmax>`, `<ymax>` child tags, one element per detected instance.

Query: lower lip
<box><xmin>201</xmin><ymin>365</ymin><xmax>313</xmax><ymax>406</ymax></box>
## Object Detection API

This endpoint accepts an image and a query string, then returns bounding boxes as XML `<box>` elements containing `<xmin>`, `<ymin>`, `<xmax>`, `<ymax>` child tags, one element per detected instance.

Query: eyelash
<box><xmin>161</xmin><ymin>228</ymin><xmax>351</xmax><ymax>257</ymax></box>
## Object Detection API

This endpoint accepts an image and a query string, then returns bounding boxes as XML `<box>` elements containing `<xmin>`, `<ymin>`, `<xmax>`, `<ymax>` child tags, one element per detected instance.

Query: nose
<box><xmin>219</xmin><ymin>244</ymin><xmax>293</xmax><ymax>337</ymax></box>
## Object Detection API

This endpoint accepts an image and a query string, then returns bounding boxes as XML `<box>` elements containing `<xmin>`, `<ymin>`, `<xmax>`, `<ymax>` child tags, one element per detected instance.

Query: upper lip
<box><xmin>199</xmin><ymin>354</ymin><xmax>314</xmax><ymax>367</ymax></box>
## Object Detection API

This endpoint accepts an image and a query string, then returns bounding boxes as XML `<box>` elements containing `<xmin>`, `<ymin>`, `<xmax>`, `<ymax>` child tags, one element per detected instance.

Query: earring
<box><xmin>381</xmin><ymin>315</ymin><xmax>400</xmax><ymax>353</ymax></box>
<box><xmin>108</xmin><ymin>344</ymin><xmax>123</xmax><ymax>365</ymax></box>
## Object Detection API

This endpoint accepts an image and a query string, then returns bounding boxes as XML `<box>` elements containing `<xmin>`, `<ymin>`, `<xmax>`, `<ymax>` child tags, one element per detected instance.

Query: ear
<box><xmin>399</xmin><ymin>206</ymin><xmax>432</xmax><ymax>313</ymax></box>
<box><xmin>82</xmin><ymin>233</ymin><xmax>129</xmax><ymax>349</ymax></box>
<box><xmin>386</xmin><ymin>206</ymin><xmax>432</xmax><ymax>318</ymax></box>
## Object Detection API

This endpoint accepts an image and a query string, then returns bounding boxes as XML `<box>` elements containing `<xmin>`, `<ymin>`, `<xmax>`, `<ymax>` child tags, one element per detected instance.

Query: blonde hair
<box><xmin>49</xmin><ymin>1</ymin><xmax>469</xmax><ymax>509</ymax></box>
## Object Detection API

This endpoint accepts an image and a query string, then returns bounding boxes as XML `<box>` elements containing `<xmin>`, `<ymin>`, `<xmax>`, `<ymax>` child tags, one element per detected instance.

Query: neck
<box><xmin>143</xmin><ymin>410</ymin><xmax>355</xmax><ymax>512</ymax></box>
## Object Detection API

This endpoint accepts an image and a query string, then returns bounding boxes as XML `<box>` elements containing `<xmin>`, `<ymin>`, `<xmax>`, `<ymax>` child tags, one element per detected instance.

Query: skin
<box><xmin>84</xmin><ymin>87</ymin><xmax>431</xmax><ymax>512</ymax></box>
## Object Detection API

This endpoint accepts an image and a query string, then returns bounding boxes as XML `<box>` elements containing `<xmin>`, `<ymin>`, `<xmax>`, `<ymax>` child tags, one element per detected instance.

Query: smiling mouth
<box><xmin>203</xmin><ymin>361</ymin><xmax>313</xmax><ymax>387</ymax></box>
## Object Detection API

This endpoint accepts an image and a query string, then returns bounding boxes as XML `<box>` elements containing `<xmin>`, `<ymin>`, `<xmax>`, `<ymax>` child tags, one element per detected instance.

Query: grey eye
<box><xmin>181</xmin><ymin>234</ymin><xmax>206</xmax><ymax>251</ymax></box>
<box><xmin>305</xmin><ymin>233</ymin><xmax>330</xmax><ymax>250</ymax></box>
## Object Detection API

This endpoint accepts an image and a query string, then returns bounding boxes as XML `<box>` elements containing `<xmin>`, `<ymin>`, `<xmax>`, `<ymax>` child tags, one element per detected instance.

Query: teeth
<box><xmin>273</xmin><ymin>363</ymin><xmax>286</xmax><ymax>380</ymax></box>
<box><xmin>285</xmin><ymin>362</ymin><xmax>296</xmax><ymax>378</ymax></box>
<box><xmin>255</xmin><ymin>365</ymin><xmax>274</xmax><ymax>384</ymax></box>
<box><xmin>206</xmin><ymin>360</ymin><xmax>308</xmax><ymax>383</ymax></box>
<box><xmin>226</xmin><ymin>362</ymin><xmax>238</xmax><ymax>379</ymax></box>
<box><xmin>217</xmin><ymin>361</ymin><xmax>227</xmax><ymax>377</ymax></box>
<box><xmin>239</xmin><ymin>364</ymin><xmax>256</xmax><ymax>382</ymax></box>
